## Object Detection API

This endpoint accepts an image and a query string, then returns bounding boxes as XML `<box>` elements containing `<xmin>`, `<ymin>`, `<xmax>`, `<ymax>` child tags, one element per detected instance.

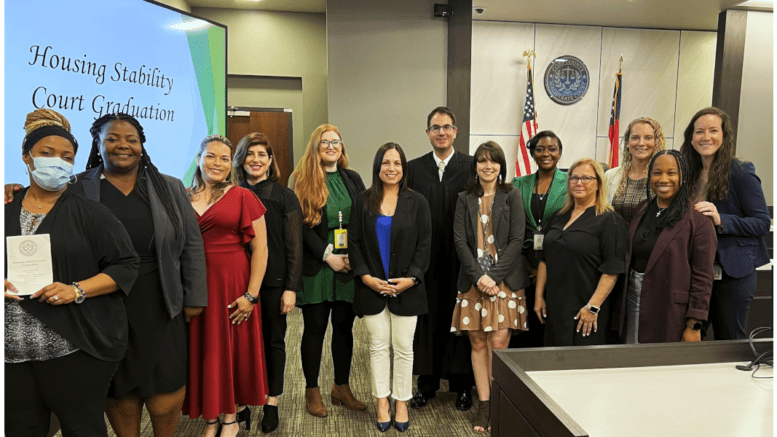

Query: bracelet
<box><xmin>243</xmin><ymin>292</ymin><xmax>260</xmax><ymax>304</ymax></box>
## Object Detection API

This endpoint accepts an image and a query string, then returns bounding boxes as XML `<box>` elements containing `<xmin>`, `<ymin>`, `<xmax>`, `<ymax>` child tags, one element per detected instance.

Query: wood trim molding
<box><xmin>447</xmin><ymin>0</ymin><xmax>473</xmax><ymax>155</ymax></box>
<box><xmin>712</xmin><ymin>9</ymin><xmax>748</xmax><ymax>141</ymax></box>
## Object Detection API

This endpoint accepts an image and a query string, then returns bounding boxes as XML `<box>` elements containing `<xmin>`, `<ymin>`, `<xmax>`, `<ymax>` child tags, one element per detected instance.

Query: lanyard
<box><xmin>532</xmin><ymin>172</ymin><xmax>554</xmax><ymax>232</ymax></box>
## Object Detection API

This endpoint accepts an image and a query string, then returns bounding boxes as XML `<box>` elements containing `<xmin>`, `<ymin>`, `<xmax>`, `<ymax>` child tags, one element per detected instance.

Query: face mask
<box><xmin>28</xmin><ymin>156</ymin><xmax>74</xmax><ymax>191</ymax></box>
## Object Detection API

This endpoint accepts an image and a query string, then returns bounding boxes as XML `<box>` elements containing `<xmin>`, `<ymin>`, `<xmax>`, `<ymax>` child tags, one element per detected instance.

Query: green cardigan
<box><xmin>512</xmin><ymin>168</ymin><xmax>568</xmax><ymax>249</ymax></box>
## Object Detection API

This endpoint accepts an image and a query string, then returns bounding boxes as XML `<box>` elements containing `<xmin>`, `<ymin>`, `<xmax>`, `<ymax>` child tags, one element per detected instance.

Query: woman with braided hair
<box><xmin>81</xmin><ymin>113</ymin><xmax>208</xmax><ymax>437</ymax></box>
<box><xmin>5</xmin><ymin>112</ymin><xmax>208</xmax><ymax>437</ymax></box>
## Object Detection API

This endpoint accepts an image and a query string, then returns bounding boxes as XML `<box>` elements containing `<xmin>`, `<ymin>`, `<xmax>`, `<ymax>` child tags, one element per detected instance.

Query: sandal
<box><xmin>473</xmin><ymin>400</ymin><xmax>490</xmax><ymax>433</ymax></box>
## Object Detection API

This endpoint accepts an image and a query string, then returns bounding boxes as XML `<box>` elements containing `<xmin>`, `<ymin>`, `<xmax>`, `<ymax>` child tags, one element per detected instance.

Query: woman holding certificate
<box><xmin>4</xmin><ymin>108</ymin><xmax>139</xmax><ymax>437</ymax></box>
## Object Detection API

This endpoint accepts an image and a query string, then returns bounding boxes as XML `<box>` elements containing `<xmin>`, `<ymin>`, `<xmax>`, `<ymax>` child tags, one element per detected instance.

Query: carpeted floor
<box><xmin>58</xmin><ymin>308</ymin><xmax>487</xmax><ymax>436</ymax></box>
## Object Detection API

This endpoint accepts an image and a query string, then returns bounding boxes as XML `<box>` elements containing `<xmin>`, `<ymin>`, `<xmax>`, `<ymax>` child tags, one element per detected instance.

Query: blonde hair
<box><xmin>24</xmin><ymin>108</ymin><xmax>71</xmax><ymax>136</ymax></box>
<box><xmin>291</xmin><ymin>124</ymin><xmax>349</xmax><ymax>226</ymax></box>
<box><xmin>614</xmin><ymin>117</ymin><xmax>666</xmax><ymax>199</ymax></box>
<box><xmin>560</xmin><ymin>158</ymin><xmax>612</xmax><ymax>216</ymax></box>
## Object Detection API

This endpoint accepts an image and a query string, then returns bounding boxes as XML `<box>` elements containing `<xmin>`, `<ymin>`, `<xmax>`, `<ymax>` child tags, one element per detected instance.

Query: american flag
<box><xmin>517</xmin><ymin>61</ymin><xmax>538</xmax><ymax>177</ymax></box>
<box><xmin>607</xmin><ymin>72</ymin><xmax>623</xmax><ymax>168</ymax></box>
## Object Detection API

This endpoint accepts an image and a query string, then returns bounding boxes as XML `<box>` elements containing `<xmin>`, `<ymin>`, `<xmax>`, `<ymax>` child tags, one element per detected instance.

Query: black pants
<box><xmin>708</xmin><ymin>271</ymin><xmax>757</xmax><ymax>340</ymax></box>
<box><xmin>260</xmin><ymin>285</ymin><xmax>288</xmax><ymax>396</ymax></box>
<box><xmin>300</xmin><ymin>300</ymin><xmax>355</xmax><ymax>389</ymax></box>
<box><xmin>5</xmin><ymin>350</ymin><xmax>119</xmax><ymax>437</ymax></box>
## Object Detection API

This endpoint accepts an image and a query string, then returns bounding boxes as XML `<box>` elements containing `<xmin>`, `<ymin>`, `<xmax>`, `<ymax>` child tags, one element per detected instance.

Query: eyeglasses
<box><xmin>569</xmin><ymin>176</ymin><xmax>597</xmax><ymax>184</ymax></box>
<box><xmin>319</xmin><ymin>140</ymin><xmax>343</xmax><ymax>149</ymax></box>
<box><xmin>533</xmin><ymin>147</ymin><xmax>559</xmax><ymax>154</ymax></box>
<box><xmin>428</xmin><ymin>124</ymin><xmax>456</xmax><ymax>134</ymax></box>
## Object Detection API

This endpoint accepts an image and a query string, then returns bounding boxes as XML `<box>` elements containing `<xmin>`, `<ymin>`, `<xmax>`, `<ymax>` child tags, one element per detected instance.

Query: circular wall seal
<box><xmin>19</xmin><ymin>240</ymin><xmax>37</xmax><ymax>256</ymax></box>
<box><xmin>544</xmin><ymin>55</ymin><xmax>590</xmax><ymax>105</ymax></box>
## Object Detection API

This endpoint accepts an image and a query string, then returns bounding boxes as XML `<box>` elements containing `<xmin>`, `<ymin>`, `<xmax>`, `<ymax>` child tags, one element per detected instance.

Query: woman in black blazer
<box><xmin>680</xmin><ymin>107</ymin><xmax>770</xmax><ymax>340</ymax></box>
<box><xmin>350</xmin><ymin>143</ymin><xmax>432</xmax><ymax>433</ymax></box>
<box><xmin>451</xmin><ymin>141</ymin><xmax>529</xmax><ymax>433</ymax></box>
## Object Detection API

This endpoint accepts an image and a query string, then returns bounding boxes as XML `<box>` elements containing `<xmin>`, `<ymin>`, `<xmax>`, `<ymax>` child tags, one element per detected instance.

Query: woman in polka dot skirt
<box><xmin>451</xmin><ymin>141</ymin><xmax>530</xmax><ymax>433</ymax></box>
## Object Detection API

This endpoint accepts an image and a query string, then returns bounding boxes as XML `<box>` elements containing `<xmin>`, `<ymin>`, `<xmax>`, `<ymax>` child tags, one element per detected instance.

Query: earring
<box><xmin>498</xmin><ymin>174</ymin><xmax>503</xmax><ymax>184</ymax></box>
<box><xmin>475</xmin><ymin>174</ymin><xmax>479</xmax><ymax>182</ymax></box>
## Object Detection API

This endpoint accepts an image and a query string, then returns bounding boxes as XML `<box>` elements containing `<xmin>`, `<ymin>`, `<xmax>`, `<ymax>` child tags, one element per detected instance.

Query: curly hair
<box><xmin>613</xmin><ymin>117</ymin><xmax>666</xmax><ymax>199</ymax></box>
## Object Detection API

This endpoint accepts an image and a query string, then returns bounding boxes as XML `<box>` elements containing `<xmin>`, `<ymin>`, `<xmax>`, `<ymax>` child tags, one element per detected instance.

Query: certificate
<box><xmin>6</xmin><ymin>234</ymin><xmax>53</xmax><ymax>296</ymax></box>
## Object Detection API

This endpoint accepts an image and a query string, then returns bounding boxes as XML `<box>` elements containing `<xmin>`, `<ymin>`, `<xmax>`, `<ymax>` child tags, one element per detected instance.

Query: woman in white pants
<box><xmin>349</xmin><ymin>143</ymin><xmax>432</xmax><ymax>433</ymax></box>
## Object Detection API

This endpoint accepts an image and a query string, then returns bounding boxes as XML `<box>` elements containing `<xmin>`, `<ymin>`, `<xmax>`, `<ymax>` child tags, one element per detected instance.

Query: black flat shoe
<box><xmin>236</xmin><ymin>406</ymin><xmax>252</xmax><ymax>431</ymax></box>
<box><xmin>455</xmin><ymin>391</ymin><xmax>472</xmax><ymax>411</ymax></box>
<box><xmin>409</xmin><ymin>391</ymin><xmax>435</xmax><ymax>409</ymax></box>
<box><xmin>261</xmin><ymin>405</ymin><xmax>279</xmax><ymax>433</ymax></box>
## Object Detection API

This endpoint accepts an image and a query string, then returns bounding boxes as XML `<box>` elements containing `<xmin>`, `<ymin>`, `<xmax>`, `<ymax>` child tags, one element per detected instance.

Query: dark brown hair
<box><xmin>234</xmin><ymin>132</ymin><xmax>281</xmax><ymax>183</ymax></box>
<box><xmin>465</xmin><ymin>141</ymin><xmax>513</xmax><ymax>196</ymax></box>
<box><xmin>364</xmin><ymin>142</ymin><xmax>408</xmax><ymax>216</ymax></box>
<box><xmin>679</xmin><ymin>107</ymin><xmax>737</xmax><ymax>202</ymax></box>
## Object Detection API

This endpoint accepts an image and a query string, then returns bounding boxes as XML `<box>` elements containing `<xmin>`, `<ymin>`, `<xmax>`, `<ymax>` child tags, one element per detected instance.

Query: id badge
<box><xmin>713</xmin><ymin>263</ymin><xmax>723</xmax><ymax>281</ymax></box>
<box><xmin>533</xmin><ymin>233</ymin><xmax>544</xmax><ymax>250</ymax></box>
<box><xmin>334</xmin><ymin>229</ymin><xmax>348</xmax><ymax>249</ymax></box>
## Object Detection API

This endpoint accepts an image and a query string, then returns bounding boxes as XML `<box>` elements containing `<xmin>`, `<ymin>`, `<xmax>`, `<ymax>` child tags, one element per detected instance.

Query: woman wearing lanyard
<box><xmin>511</xmin><ymin>131</ymin><xmax>567</xmax><ymax>348</ymax></box>
<box><xmin>291</xmin><ymin>124</ymin><xmax>367</xmax><ymax>417</ymax></box>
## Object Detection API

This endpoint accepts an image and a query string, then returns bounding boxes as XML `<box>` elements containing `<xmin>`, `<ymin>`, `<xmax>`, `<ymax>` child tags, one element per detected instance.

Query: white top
<box><xmin>528</xmin><ymin>362</ymin><xmax>773</xmax><ymax>437</ymax></box>
<box><xmin>604</xmin><ymin>166</ymin><xmax>625</xmax><ymax>203</ymax></box>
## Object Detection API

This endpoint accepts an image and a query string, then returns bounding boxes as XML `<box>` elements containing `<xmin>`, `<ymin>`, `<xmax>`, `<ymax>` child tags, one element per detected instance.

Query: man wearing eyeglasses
<box><xmin>406</xmin><ymin>106</ymin><xmax>475</xmax><ymax>411</ymax></box>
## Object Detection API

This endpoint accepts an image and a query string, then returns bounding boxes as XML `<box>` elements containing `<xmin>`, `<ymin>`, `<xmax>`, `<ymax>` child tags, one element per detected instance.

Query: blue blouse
<box><xmin>376</xmin><ymin>215</ymin><xmax>393</xmax><ymax>279</ymax></box>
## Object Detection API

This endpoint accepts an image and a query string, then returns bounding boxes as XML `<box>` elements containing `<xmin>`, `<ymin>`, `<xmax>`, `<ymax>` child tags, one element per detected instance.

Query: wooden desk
<box><xmin>491</xmin><ymin>340</ymin><xmax>773</xmax><ymax>437</ymax></box>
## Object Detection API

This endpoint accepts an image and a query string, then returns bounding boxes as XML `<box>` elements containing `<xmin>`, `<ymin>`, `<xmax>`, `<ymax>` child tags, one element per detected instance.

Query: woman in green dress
<box><xmin>511</xmin><ymin>131</ymin><xmax>567</xmax><ymax>348</ymax></box>
<box><xmin>291</xmin><ymin>124</ymin><xmax>367</xmax><ymax>418</ymax></box>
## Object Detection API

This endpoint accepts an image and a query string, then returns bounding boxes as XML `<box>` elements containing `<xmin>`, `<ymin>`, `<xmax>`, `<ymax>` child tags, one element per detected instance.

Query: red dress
<box><xmin>183</xmin><ymin>187</ymin><xmax>269</xmax><ymax>419</ymax></box>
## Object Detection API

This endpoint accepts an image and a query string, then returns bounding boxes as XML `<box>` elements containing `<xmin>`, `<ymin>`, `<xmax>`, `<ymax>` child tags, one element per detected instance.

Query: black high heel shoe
<box><xmin>394</xmin><ymin>401</ymin><xmax>410</xmax><ymax>432</ymax></box>
<box><xmin>236</xmin><ymin>406</ymin><xmax>252</xmax><ymax>431</ymax></box>
<box><xmin>205</xmin><ymin>418</ymin><xmax>222</xmax><ymax>437</ymax></box>
<box><xmin>376</xmin><ymin>399</ymin><xmax>392</xmax><ymax>432</ymax></box>
<box><xmin>261</xmin><ymin>404</ymin><xmax>280</xmax><ymax>433</ymax></box>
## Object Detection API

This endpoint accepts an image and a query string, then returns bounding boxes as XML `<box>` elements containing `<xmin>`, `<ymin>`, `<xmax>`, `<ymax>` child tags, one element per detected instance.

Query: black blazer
<box><xmin>712</xmin><ymin>161</ymin><xmax>771</xmax><ymax>278</ymax></box>
<box><xmin>77</xmin><ymin>166</ymin><xmax>208</xmax><ymax>316</ymax></box>
<box><xmin>5</xmin><ymin>188</ymin><xmax>139</xmax><ymax>361</ymax></box>
<box><xmin>349</xmin><ymin>190</ymin><xmax>432</xmax><ymax>317</ymax></box>
<box><xmin>453</xmin><ymin>188</ymin><xmax>529</xmax><ymax>293</ymax></box>
<box><xmin>301</xmin><ymin>167</ymin><xmax>366</xmax><ymax>277</ymax></box>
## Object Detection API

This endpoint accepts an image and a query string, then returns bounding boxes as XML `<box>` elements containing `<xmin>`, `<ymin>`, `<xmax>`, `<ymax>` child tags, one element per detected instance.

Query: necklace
<box><xmin>656</xmin><ymin>207</ymin><xmax>667</xmax><ymax>217</ymax></box>
<box><xmin>24</xmin><ymin>191</ymin><xmax>62</xmax><ymax>209</ymax></box>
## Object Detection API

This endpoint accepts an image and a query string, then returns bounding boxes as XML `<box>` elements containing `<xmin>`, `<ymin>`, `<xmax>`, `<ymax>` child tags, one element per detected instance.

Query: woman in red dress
<box><xmin>183</xmin><ymin>134</ymin><xmax>270</xmax><ymax>437</ymax></box>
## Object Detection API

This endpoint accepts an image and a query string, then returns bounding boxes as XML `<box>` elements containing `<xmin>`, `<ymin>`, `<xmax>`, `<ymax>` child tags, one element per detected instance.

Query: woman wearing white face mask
<box><xmin>4</xmin><ymin>108</ymin><xmax>139</xmax><ymax>437</ymax></box>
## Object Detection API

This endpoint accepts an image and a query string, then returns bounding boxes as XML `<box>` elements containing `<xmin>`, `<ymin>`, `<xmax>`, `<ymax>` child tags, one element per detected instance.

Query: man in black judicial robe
<box><xmin>407</xmin><ymin>106</ymin><xmax>474</xmax><ymax>410</ymax></box>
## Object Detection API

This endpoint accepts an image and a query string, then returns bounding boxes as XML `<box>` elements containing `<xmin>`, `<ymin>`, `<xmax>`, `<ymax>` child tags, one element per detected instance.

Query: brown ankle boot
<box><xmin>305</xmin><ymin>387</ymin><xmax>328</xmax><ymax>417</ymax></box>
<box><xmin>331</xmin><ymin>384</ymin><xmax>367</xmax><ymax>411</ymax></box>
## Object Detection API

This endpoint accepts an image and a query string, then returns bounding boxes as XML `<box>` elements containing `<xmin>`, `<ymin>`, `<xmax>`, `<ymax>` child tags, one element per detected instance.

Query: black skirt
<box><xmin>108</xmin><ymin>261</ymin><xmax>186</xmax><ymax>399</ymax></box>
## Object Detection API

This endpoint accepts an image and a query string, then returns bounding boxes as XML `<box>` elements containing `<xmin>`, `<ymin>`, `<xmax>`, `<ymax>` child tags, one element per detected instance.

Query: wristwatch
<box><xmin>411</xmin><ymin>277</ymin><xmax>419</xmax><ymax>285</ymax></box>
<box><xmin>686</xmin><ymin>320</ymin><xmax>703</xmax><ymax>331</ymax></box>
<box><xmin>72</xmin><ymin>282</ymin><xmax>86</xmax><ymax>304</ymax></box>
<box><xmin>585</xmin><ymin>303</ymin><xmax>600</xmax><ymax>314</ymax></box>
<box><xmin>243</xmin><ymin>291</ymin><xmax>260</xmax><ymax>304</ymax></box>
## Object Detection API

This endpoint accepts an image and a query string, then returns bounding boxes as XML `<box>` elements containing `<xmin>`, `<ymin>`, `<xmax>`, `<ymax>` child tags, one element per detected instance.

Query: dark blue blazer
<box><xmin>714</xmin><ymin>161</ymin><xmax>771</xmax><ymax>278</ymax></box>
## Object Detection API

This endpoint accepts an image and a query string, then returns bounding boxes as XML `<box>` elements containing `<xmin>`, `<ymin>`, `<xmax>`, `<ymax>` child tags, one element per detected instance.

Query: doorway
<box><xmin>227</xmin><ymin>108</ymin><xmax>294</xmax><ymax>187</ymax></box>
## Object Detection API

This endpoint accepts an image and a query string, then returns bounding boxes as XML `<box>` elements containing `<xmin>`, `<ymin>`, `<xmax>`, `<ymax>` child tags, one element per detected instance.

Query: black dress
<box><xmin>101</xmin><ymin>179</ymin><xmax>186</xmax><ymax>399</ymax></box>
<box><xmin>540</xmin><ymin>207</ymin><xmax>627</xmax><ymax>346</ymax></box>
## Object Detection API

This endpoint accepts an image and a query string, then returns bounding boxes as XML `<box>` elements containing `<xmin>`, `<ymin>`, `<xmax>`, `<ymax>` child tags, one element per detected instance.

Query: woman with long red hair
<box><xmin>291</xmin><ymin>124</ymin><xmax>367</xmax><ymax>418</ymax></box>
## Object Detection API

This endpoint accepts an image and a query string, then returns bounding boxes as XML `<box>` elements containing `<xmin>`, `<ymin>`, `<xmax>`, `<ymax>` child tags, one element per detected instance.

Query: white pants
<box><xmin>363</xmin><ymin>306</ymin><xmax>418</xmax><ymax>401</ymax></box>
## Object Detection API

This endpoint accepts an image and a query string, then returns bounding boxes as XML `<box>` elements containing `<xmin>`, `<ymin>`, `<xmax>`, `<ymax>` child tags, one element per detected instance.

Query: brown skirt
<box><xmin>451</xmin><ymin>283</ymin><xmax>528</xmax><ymax>334</ymax></box>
